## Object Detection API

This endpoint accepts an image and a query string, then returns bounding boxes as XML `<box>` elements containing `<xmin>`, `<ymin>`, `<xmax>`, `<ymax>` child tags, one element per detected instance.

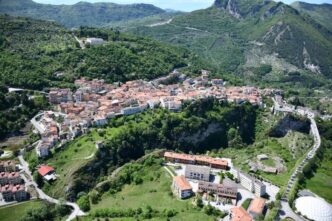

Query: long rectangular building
<box><xmin>198</xmin><ymin>181</ymin><xmax>237</xmax><ymax>199</ymax></box>
<box><xmin>164</xmin><ymin>152</ymin><xmax>228</xmax><ymax>170</ymax></box>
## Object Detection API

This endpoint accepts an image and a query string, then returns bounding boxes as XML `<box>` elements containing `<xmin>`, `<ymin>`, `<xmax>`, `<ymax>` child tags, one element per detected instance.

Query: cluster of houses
<box><xmin>0</xmin><ymin>160</ymin><xmax>28</xmax><ymax>202</ymax></box>
<box><xmin>48</xmin><ymin>71</ymin><xmax>268</xmax><ymax>127</ymax></box>
<box><xmin>38</xmin><ymin>71</ymin><xmax>272</xmax><ymax>157</ymax></box>
<box><xmin>164</xmin><ymin>151</ymin><xmax>267</xmax><ymax>220</ymax></box>
<box><xmin>35</xmin><ymin>111</ymin><xmax>65</xmax><ymax>158</ymax></box>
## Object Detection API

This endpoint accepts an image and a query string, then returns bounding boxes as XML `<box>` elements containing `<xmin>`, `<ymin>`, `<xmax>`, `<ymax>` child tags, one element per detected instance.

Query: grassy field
<box><xmin>85</xmin><ymin>164</ymin><xmax>218</xmax><ymax>221</ymax></box>
<box><xmin>220</xmin><ymin>131</ymin><xmax>313</xmax><ymax>187</ymax></box>
<box><xmin>42</xmin><ymin>130</ymin><xmax>102</xmax><ymax>198</ymax></box>
<box><xmin>0</xmin><ymin>200</ymin><xmax>44</xmax><ymax>221</ymax></box>
<box><xmin>262</xmin><ymin>158</ymin><xmax>276</xmax><ymax>167</ymax></box>
<box><xmin>305</xmin><ymin>153</ymin><xmax>332</xmax><ymax>204</ymax></box>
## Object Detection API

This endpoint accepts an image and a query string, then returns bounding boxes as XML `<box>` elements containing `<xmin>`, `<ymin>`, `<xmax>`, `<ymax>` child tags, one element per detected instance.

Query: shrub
<box><xmin>77</xmin><ymin>195</ymin><xmax>90</xmax><ymax>212</ymax></box>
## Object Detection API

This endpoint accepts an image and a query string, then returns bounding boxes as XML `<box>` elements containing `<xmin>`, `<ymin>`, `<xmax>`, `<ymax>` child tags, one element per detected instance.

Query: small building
<box><xmin>211</xmin><ymin>79</ymin><xmax>224</xmax><ymax>85</ymax></box>
<box><xmin>86</xmin><ymin>38</ymin><xmax>104</xmax><ymax>45</ymax></box>
<box><xmin>12</xmin><ymin>184</ymin><xmax>27</xmax><ymax>201</ymax></box>
<box><xmin>38</xmin><ymin>165</ymin><xmax>56</xmax><ymax>181</ymax></box>
<box><xmin>230</xmin><ymin>207</ymin><xmax>252</xmax><ymax>221</ymax></box>
<box><xmin>0</xmin><ymin>160</ymin><xmax>16</xmax><ymax>172</ymax></box>
<box><xmin>0</xmin><ymin>172</ymin><xmax>8</xmax><ymax>185</ymax></box>
<box><xmin>120</xmin><ymin>106</ymin><xmax>144</xmax><ymax>116</ymax></box>
<box><xmin>198</xmin><ymin>181</ymin><xmax>237</xmax><ymax>199</ymax></box>
<box><xmin>172</xmin><ymin>176</ymin><xmax>192</xmax><ymax>199</ymax></box>
<box><xmin>96</xmin><ymin>141</ymin><xmax>103</xmax><ymax>149</ymax></box>
<box><xmin>93</xmin><ymin>115</ymin><xmax>108</xmax><ymax>126</ymax></box>
<box><xmin>36</xmin><ymin>142</ymin><xmax>50</xmax><ymax>158</ymax></box>
<box><xmin>185</xmin><ymin>165</ymin><xmax>210</xmax><ymax>182</ymax></box>
<box><xmin>257</xmin><ymin>154</ymin><xmax>268</xmax><ymax>161</ymax></box>
<box><xmin>1</xmin><ymin>184</ymin><xmax>14</xmax><ymax>201</ymax></box>
<box><xmin>7</xmin><ymin>172</ymin><xmax>22</xmax><ymax>185</ymax></box>
<box><xmin>248</xmin><ymin>197</ymin><xmax>266</xmax><ymax>217</ymax></box>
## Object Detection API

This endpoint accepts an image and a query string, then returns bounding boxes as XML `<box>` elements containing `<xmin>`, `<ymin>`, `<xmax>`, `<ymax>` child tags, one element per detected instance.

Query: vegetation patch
<box><xmin>85</xmin><ymin>156</ymin><xmax>220</xmax><ymax>221</ymax></box>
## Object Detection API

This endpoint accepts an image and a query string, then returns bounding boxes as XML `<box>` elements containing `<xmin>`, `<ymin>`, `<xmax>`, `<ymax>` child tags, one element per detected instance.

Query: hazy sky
<box><xmin>33</xmin><ymin>0</ymin><xmax>332</xmax><ymax>12</ymax></box>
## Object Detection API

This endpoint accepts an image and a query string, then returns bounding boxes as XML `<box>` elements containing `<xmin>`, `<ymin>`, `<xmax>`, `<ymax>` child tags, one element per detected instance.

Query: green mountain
<box><xmin>131</xmin><ymin>0</ymin><xmax>332</xmax><ymax>88</ymax></box>
<box><xmin>0</xmin><ymin>0</ymin><xmax>166</xmax><ymax>27</ymax></box>
<box><xmin>291</xmin><ymin>1</ymin><xmax>332</xmax><ymax>31</ymax></box>
<box><xmin>0</xmin><ymin>14</ymin><xmax>201</xmax><ymax>90</ymax></box>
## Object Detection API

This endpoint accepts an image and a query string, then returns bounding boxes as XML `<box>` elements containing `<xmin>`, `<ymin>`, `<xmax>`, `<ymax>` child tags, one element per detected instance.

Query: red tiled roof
<box><xmin>231</xmin><ymin>207</ymin><xmax>252</xmax><ymax>221</ymax></box>
<box><xmin>164</xmin><ymin>152</ymin><xmax>195</xmax><ymax>161</ymax></box>
<box><xmin>248</xmin><ymin>198</ymin><xmax>266</xmax><ymax>215</ymax></box>
<box><xmin>38</xmin><ymin>165</ymin><xmax>55</xmax><ymax>176</ymax></box>
<box><xmin>164</xmin><ymin>152</ymin><xmax>228</xmax><ymax>167</ymax></box>
<box><xmin>173</xmin><ymin>176</ymin><xmax>192</xmax><ymax>191</ymax></box>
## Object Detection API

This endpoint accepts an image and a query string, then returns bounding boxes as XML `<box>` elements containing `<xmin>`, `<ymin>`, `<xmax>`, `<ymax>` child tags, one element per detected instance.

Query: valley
<box><xmin>0</xmin><ymin>0</ymin><xmax>331</xmax><ymax>221</ymax></box>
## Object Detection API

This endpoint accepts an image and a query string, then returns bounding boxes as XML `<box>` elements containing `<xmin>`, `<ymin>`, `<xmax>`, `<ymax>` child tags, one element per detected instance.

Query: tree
<box><xmin>227</xmin><ymin>128</ymin><xmax>244</xmax><ymax>148</ymax></box>
<box><xmin>203</xmin><ymin>204</ymin><xmax>214</xmax><ymax>215</ymax></box>
<box><xmin>77</xmin><ymin>195</ymin><xmax>90</xmax><ymax>212</ymax></box>
<box><xmin>55</xmin><ymin>199</ymin><xmax>70</xmax><ymax>217</ymax></box>
<box><xmin>33</xmin><ymin>171</ymin><xmax>44</xmax><ymax>187</ymax></box>
<box><xmin>89</xmin><ymin>190</ymin><xmax>100</xmax><ymax>204</ymax></box>
<box><xmin>196</xmin><ymin>195</ymin><xmax>204</xmax><ymax>208</ymax></box>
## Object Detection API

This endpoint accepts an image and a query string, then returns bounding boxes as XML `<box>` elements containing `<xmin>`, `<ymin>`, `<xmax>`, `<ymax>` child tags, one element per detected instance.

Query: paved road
<box><xmin>18</xmin><ymin>155</ymin><xmax>85</xmax><ymax>221</ymax></box>
<box><xmin>8</xmin><ymin>87</ymin><xmax>49</xmax><ymax>95</ymax></box>
<box><xmin>74</xmin><ymin>36</ymin><xmax>85</xmax><ymax>49</ymax></box>
<box><xmin>273</xmin><ymin>96</ymin><xmax>321</xmax><ymax>220</ymax></box>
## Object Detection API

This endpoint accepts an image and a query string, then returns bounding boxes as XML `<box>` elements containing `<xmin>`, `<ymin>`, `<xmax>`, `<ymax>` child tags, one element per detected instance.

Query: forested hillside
<box><xmin>0</xmin><ymin>14</ymin><xmax>205</xmax><ymax>139</ymax></box>
<box><xmin>0</xmin><ymin>0</ymin><xmax>166</xmax><ymax>28</ymax></box>
<box><xmin>0</xmin><ymin>85</ymin><xmax>48</xmax><ymax>139</ymax></box>
<box><xmin>131</xmin><ymin>0</ymin><xmax>332</xmax><ymax>88</ymax></box>
<box><xmin>0</xmin><ymin>15</ymin><xmax>201</xmax><ymax>90</ymax></box>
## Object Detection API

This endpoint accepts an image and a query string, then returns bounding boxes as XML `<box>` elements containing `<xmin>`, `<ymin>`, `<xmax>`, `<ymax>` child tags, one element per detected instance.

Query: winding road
<box><xmin>273</xmin><ymin>96</ymin><xmax>321</xmax><ymax>220</ymax></box>
<box><xmin>18</xmin><ymin>155</ymin><xmax>85</xmax><ymax>221</ymax></box>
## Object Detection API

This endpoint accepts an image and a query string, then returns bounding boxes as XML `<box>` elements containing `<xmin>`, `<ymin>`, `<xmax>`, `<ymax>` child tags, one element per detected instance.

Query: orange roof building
<box><xmin>172</xmin><ymin>176</ymin><xmax>193</xmax><ymax>199</ymax></box>
<box><xmin>248</xmin><ymin>197</ymin><xmax>266</xmax><ymax>216</ymax></box>
<box><xmin>38</xmin><ymin>165</ymin><xmax>55</xmax><ymax>177</ymax></box>
<box><xmin>231</xmin><ymin>207</ymin><xmax>253</xmax><ymax>221</ymax></box>
<box><xmin>164</xmin><ymin>152</ymin><xmax>228</xmax><ymax>169</ymax></box>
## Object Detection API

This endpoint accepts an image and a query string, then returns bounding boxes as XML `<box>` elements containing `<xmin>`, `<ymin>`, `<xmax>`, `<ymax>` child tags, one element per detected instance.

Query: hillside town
<box><xmin>33</xmin><ymin>71</ymin><xmax>280</xmax><ymax>158</ymax></box>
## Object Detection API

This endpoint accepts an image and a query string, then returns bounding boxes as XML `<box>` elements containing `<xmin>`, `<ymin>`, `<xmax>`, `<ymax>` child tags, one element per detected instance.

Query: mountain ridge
<box><xmin>291</xmin><ymin>1</ymin><xmax>332</xmax><ymax>31</ymax></box>
<box><xmin>0</xmin><ymin>0</ymin><xmax>166</xmax><ymax>27</ymax></box>
<box><xmin>130</xmin><ymin>0</ymin><xmax>332</xmax><ymax>84</ymax></box>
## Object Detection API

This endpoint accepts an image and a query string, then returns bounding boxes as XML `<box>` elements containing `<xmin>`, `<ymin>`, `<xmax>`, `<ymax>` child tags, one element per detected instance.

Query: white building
<box><xmin>36</xmin><ymin>142</ymin><xmax>50</xmax><ymax>158</ymax></box>
<box><xmin>94</xmin><ymin>115</ymin><xmax>108</xmax><ymax>126</ymax></box>
<box><xmin>232</xmin><ymin>169</ymin><xmax>266</xmax><ymax>197</ymax></box>
<box><xmin>185</xmin><ymin>165</ymin><xmax>210</xmax><ymax>182</ymax></box>
<box><xmin>295</xmin><ymin>196</ymin><xmax>332</xmax><ymax>221</ymax></box>
<box><xmin>121</xmin><ymin>106</ymin><xmax>144</xmax><ymax>115</ymax></box>
<box><xmin>254</xmin><ymin>180</ymin><xmax>266</xmax><ymax>197</ymax></box>
<box><xmin>86</xmin><ymin>38</ymin><xmax>104</xmax><ymax>45</ymax></box>
<box><xmin>239</xmin><ymin>173</ymin><xmax>254</xmax><ymax>192</ymax></box>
